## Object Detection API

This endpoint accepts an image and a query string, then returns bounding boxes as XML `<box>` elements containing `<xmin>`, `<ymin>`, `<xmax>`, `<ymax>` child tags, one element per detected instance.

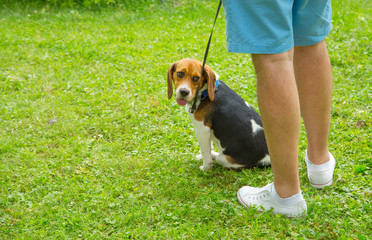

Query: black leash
<box><xmin>189</xmin><ymin>0</ymin><xmax>222</xmax><ymax>113</ymax></box>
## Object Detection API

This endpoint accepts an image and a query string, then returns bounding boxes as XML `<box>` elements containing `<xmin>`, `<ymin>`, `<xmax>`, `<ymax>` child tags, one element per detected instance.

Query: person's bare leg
<box><xmin>294</xmin><ymin>40</ymin><xmax>332</xmax><ymax>164</ymax></box>
<box><xmin>252</xmin><ymin>49</ymin><xmax>301</xmax><ymax>198</ymax></box>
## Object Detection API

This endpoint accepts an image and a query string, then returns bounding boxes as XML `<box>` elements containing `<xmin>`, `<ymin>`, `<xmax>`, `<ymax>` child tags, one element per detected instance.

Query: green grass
<box><xmin>0</xmin><ymin>0</ymin><xmax>371</xmax><ymax>239</ymax></box>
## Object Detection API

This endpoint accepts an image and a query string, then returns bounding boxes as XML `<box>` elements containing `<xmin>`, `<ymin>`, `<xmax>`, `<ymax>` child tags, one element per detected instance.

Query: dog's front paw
<box><xmin>196</xmin><ymin>154</ymin><xmax>203</xmax><ymax>161</ymax></box>
<box><xmin>199</xmin><ymin>164</ymin><xmax>212</xmax><ymax>172</ymax></box>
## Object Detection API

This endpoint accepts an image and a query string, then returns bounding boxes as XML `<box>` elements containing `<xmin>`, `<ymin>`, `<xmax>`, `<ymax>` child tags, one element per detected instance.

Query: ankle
<box><xmin>273</xmin><ymin>181</ymin><xmax>300</xmax><ymax>198</ymax></box>
<box><xmin>271</xmin><ymin>184</ymin><xmax>304</xmax><ymax>205</ymax></box>
<box><xmin>306</xmin><ymin>149</ymin><xmax>330</xmax><ymax>165</ymax></box>
<box><xmin>306</xmin><ymin>151</ymin><xmax>335</xmax><ymax>173</ymax></box>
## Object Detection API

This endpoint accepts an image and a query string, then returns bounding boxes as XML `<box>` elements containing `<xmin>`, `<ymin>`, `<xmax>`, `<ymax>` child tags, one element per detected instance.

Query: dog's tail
<box><xmin>257</xmin><ymin>154</ymin><xmax>271</xmax><ymax>168</ymax></box>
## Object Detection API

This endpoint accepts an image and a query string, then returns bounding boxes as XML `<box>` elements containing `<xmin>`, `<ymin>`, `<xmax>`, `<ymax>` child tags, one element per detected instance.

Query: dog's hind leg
<box><xmin>215</xmin><ymin>154</ymin><xmax>245</xmax><ymax>170</ymax></box>
<box><xmin>211</xmin><ymin>150</ymin><xmax>218</xmax><ymax>160</ymax></box>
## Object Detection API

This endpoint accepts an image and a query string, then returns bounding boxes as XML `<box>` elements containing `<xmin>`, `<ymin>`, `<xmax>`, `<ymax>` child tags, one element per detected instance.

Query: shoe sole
<box><xmin>309</xmin><ymin>179</ymin><xmax>333</xmax><ymax>189</ymax></box>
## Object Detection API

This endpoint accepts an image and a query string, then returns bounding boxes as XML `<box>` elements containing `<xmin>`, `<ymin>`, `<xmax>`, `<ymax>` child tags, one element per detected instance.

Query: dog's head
<box><xmin>167</xmin><ymin>58</ymin><xmax>217</xmax><ymax>106</ymax></box>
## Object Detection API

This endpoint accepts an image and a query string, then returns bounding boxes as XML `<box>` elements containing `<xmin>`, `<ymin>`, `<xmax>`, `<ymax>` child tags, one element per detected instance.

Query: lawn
<box><xmin>0</xmin><ymin>0</ymin><xmax>371</xmax><ymax>239</ymax></box>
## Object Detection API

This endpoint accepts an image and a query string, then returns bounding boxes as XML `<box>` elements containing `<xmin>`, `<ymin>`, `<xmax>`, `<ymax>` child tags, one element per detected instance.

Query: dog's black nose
<box><xmin>180</xmin><ymin>89</ymin><xmax>190</xmax><ymax>97</ymax></box>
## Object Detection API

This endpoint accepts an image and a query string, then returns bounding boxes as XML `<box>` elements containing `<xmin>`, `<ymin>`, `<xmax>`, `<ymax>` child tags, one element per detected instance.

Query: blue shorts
<box><xmin>222</xmin><ymin>0</ymin><xmax>332</xmax><ymax>54</ymax></box>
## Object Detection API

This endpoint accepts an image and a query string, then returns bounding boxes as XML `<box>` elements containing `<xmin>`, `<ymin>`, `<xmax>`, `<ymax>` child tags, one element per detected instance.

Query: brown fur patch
<box><xmin>194</xmin><ymin>100</ymin><xmax>213</xmax><ymax>127</ymax></box>
<box><xmin>225</xmin><ymin>155</ymin><xmax>238</xmax><ymax>165</ymax></box>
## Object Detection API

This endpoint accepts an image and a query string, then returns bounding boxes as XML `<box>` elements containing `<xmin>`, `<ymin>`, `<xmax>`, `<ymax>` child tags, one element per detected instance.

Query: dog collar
<box><xmin>201</xmin><ymin>79</ymin><xmax>219</xmax><ymax>100</ymax></box>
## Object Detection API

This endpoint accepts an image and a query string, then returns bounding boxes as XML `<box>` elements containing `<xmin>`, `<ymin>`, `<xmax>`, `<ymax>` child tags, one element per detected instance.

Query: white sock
<box><xmin>271</xmin><ymin>184</ymin><xmax>304</xmax><ymax>206</ymax></box>
<box><xmin>306</xmin><ymin>150</ymin><xmax>332</xmax><ymax>172</ymax></box>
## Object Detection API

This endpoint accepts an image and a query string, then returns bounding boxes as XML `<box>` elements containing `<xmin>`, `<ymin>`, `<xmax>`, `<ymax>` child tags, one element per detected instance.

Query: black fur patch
<box><xmin>198</xmin><ymin>80</ymin><xmax>269</xmax><ymax>168</ymax></box>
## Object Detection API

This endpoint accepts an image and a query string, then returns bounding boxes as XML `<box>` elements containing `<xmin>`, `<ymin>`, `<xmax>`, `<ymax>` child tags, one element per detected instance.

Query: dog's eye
<box><xmin>177</xmin><ymin>72</ymin><xmax>185</xmax><ymax>78</ymax></box>
<box><xmin>192</xmin><ymin>76</ymin><xmax>200</xmax><ymax>82</ymax></box>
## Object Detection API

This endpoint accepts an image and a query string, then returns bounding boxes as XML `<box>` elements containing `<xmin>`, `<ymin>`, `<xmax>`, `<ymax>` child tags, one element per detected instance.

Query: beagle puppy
<box><xmin>167</xmin><ymin>58</ymin><xmax>270</xmax><ymax>171</ymax></box>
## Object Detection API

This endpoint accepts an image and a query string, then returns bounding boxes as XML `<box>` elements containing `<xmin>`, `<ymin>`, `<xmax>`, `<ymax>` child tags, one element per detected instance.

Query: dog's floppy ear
<box><xmin>203</xmin><ymin>65</ymin><xmax>217</xmax><ymax>101</ymax></box>
<box><xmin>167</xmin><ymin>62</ymin><xmax>177</xmax><ymax>99</ymax></box>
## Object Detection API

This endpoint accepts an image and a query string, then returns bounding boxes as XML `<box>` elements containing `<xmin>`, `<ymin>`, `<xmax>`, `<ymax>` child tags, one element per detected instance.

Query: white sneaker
<box><xmin>237</xmin><ymin>183</ymin><xmax>307</xmax><ymax>218</ymax></box>
<box><xmin>305</xmin><ymin>151</ymin><xmax>336</xmax><ymax>189</ymax></box>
